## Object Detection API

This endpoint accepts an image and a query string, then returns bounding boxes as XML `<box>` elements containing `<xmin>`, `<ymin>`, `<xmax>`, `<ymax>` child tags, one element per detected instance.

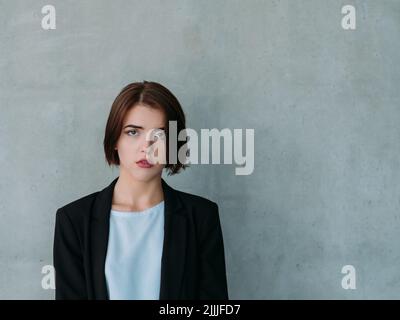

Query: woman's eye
<box><xmin>127</xmin><ymin>130</ymin><xmax>138</xmax><ymax>136</ymax></box>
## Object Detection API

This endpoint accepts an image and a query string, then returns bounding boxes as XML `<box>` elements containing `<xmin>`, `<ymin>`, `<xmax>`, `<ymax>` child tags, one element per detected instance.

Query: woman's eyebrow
<box><xmin>123</xmin><ymin>124</ymin><xmax>165</xmax><ymax>130</ymax></box>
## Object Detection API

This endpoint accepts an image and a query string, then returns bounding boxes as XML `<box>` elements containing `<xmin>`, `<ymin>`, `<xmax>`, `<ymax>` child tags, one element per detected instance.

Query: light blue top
<box><xmin>105</xmin><ymin>201</ymin><xmax>165</xmax><ymax>300</ymax></box>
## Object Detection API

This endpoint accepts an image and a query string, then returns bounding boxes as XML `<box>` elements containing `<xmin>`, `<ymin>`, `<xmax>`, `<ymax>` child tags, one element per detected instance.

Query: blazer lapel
<box><xmin>90</xmin><ymin>176</ymin><xmax>187</xmax><ymax>300</ymax></box>
<box><xmin>159</xmin><ymin>178</ymin><xmax>187</xmax><ymax>300</ymax></box>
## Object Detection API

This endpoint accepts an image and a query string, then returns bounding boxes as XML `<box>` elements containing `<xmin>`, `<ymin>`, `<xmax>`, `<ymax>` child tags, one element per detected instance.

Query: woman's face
<box><xmin>115</xmin><ymin>104</ymin><xmax>167</xmax><ymax>182</ymax></box>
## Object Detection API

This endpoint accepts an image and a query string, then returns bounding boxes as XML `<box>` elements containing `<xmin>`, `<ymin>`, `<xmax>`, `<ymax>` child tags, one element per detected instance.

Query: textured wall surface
<box><xmin>0</xmin><ymin>0</ymin><xmax>399</xmax><ymax>299</ymax></box>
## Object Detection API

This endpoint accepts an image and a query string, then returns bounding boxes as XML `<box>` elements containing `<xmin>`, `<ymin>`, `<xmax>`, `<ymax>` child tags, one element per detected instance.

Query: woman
<box><xmin>53</xmin><ymin>81</ymin><xmax>229</xmax><ymax>300</ymax></box>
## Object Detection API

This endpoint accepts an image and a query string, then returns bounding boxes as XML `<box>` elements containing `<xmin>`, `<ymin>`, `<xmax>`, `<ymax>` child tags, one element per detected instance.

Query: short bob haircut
<box><xmin>103</xmin><ymin>81</ymin><xmax>188</xmax><ymax>175</ymax></box>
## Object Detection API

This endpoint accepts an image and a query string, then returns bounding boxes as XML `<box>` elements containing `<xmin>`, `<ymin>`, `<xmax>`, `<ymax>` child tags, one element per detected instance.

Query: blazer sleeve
<box><xmin>53</xmin><ymin>208</ymin><xmax>87</xmax><ymax>299</ymax></box>
<box><xmin>198</xmin><ymin>202</ymin><xmax>229</xmax><ymax>299</ymax></box>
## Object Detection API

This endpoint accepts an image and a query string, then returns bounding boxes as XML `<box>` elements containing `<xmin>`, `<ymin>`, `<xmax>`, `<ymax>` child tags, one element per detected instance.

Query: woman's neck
<box><xmin>111</xmin><ymin>171</ymin><xmax>164</xmax><ymax>212</ymax></box>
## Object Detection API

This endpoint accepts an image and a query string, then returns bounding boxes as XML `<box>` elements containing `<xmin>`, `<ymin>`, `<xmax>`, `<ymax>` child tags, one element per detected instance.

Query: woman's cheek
<box><xmin>119</xmin><ymin>145</ymin><xmax>136</xmax><ymax>165</ymax></box>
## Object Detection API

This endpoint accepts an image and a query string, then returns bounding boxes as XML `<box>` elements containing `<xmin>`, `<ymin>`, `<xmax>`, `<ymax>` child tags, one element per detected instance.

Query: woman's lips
<box><xmin>136</xmin><ymin>160</ymin><xmax>154</xmax><ymax>168</ymax></box>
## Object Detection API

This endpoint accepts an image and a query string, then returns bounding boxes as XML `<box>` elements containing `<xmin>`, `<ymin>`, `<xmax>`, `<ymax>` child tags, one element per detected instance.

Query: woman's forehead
<box><xmin>124</xmin><ymin>104</ymin><xmax>166</xmax><ymax>129</ymax></box>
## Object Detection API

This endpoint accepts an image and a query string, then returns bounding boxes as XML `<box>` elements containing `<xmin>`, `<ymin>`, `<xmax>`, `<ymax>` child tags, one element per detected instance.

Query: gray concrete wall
<box><xmin>0</xmin><ymin>0</ymin><xmax>399</xmax><ymax>299</ymax></box>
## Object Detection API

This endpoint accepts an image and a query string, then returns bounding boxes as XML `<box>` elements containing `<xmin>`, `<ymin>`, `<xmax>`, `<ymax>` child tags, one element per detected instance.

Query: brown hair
<box><xmin>103</xmin><ymin>81</ymin><xmax>188</xmax><ymax>175</ymax></box>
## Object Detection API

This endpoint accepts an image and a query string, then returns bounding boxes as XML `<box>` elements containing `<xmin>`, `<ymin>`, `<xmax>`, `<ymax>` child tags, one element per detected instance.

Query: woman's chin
<box><xmin>127</xmin><ymin>168</ymin><xmax>162</xmax><ymax>182</ymax></box>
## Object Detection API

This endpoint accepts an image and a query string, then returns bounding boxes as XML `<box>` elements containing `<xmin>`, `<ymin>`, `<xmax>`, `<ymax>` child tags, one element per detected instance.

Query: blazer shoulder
<box><xmin>171</xmin><ymin>187</ymin><xmax>222</xmax><ymax>235</ymax></box>
<box><xmin>56</xmin><ymin>190</ymin><xmax>100</xmax><ymax>221</ymax></box>
<box><xmin>172</xmin><ymin>187</ymin><xmax>218</xmax><ymax>211</ymax></box>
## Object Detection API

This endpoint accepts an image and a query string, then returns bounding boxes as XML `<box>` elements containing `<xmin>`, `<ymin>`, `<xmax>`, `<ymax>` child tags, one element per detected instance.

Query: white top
<box><xmin>105</xmin><ymin>201</ymin><xmax>165</xmax><ymax>300</ymax></box>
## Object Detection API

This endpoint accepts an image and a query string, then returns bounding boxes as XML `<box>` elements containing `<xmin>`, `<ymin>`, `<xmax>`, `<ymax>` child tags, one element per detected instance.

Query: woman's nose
<box><xmin>140</xmin><ymin>133</ymin><xmax>155</xmax><ymax>152</ymax></box>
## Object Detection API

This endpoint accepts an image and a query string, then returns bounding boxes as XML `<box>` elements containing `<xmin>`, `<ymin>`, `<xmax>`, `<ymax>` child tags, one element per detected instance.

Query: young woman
<box><xmin>53</xmin><ymin>81</ymin><xmax>229</xmax><ymax>300</ymax></box>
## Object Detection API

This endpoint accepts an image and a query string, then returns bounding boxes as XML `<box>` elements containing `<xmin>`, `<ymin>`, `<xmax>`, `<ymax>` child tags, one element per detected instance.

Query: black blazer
<box><xmin>53</xmin><ymin>176</ymin><xmax>229</xmax><ymax>300</ymax></box>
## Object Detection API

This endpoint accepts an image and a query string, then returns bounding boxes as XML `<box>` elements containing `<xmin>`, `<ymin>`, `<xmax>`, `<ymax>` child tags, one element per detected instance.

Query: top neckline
<box><xmin>110</xmin><ymin>200</ymin><xmax>165</xmax><ymax>217</ymax></box>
